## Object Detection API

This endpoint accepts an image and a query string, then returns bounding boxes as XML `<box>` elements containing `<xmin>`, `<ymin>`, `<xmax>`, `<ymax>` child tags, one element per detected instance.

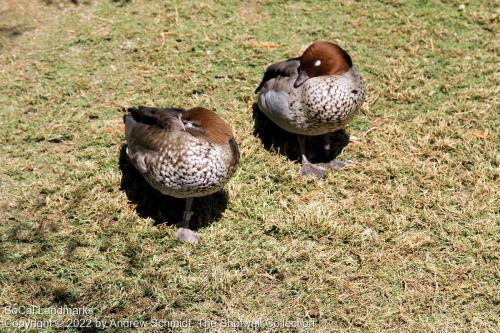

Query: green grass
<box><xmin>0</xmin><ymin>0</ymin><xmax>498</xmax><ymax>332</ymax></box>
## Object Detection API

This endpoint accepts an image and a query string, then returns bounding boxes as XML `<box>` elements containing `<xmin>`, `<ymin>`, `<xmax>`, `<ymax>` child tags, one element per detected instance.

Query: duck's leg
<box><xmin>298</xmin><ymin>135</ymin><xmax>327</xmax><ymax>180</ymax></box>
<box><xmin>321</xmin><ymin>133</ymin><xmax>353</xmax><ymax>170</ymax></box>
<box><xmin>176</xmin><ymin>197</ymin><xmax>200</xmax><ymax>243</ymax></box>
<box><xmin>323</xmin><ymin>132</ymin><xmax>332</xmax><ymax>158</ymax></box>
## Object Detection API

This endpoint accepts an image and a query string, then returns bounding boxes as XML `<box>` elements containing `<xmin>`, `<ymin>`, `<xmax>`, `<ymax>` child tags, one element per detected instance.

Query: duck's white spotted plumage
<box><xmin>141</xmin><ymin>137</ymin><xmax>235</xmax><ymax>198</ymax></box>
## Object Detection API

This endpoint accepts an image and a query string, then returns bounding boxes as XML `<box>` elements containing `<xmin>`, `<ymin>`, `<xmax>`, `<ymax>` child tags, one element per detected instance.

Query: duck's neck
<box><xmin>341</xmin><ymin>66</ymin><xmax>362</xmax><ymax>89</ymax></box>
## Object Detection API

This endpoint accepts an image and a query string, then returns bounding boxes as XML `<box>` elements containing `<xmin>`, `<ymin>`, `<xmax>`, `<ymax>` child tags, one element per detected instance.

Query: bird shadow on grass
<box><xmin>118</xmin><ymin>145</ymin><xmax>228</xmax><ymax>230</ymax></box>
<box><xmin>252</xmin><ymin>103</ymin><xmax>350</xmax><ymax>163</ymax></box>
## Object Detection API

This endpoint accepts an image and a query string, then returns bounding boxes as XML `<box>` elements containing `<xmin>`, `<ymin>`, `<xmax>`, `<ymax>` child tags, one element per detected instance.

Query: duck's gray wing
<box><xmin>124</xmin><ymin>106</ymin><xmax>186</xmax><ymax>172</ymax></box>
<box><xmin>255</xmin><ymin>57</ymin><xmax>300</xmax><ymax>93</ymax></box>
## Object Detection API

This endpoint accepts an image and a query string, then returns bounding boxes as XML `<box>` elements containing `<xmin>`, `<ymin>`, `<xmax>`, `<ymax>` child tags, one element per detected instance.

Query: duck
<box><xmin>124</xmin><ymin>106</ymin><xmax>239</xmax><ymax>243</ymax></box>
<box><xmin>255</xmin><ymin>41</ymin><xmax>366</xmax><ymax>179</ymax></box>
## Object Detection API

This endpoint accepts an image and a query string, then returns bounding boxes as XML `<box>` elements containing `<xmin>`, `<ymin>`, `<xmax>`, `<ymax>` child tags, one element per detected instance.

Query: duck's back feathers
<box><xmin>125</xmin><ymin>106</ymin><xmax>185</xmax><ymax>131</ymax></box>
<box><xmin>255</xmin><ymin>57</ymin><xmax>300</xmax><ymax>93</ymax></box>
<box><xmin>124</xmin><ymin>106</ymin><xmax>187</xmax><ymax>154</ymax></box>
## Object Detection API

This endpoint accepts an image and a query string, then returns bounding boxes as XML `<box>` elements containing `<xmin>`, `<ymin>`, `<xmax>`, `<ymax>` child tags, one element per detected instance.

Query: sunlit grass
<box><xmin>0</xmin><ymin>0</ymin><xmax>498</xmax><ymax>332</ymax></box>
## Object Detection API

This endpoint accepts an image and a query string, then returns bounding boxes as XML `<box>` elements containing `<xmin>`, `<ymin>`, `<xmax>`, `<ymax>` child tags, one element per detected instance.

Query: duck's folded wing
<box><xmin>126</xmin><ymin>106</ymin><xmax>185</xmax><ymax>129</ymax></box>
<box><xmin>124</xmin><ymin>107</ymin><xmax>186</xmax><ymax>169</ymax></box>
<box><xmin>255</xmin><ymin>57</ymin><xmax>300</xmax><ymax>93</ymax></box>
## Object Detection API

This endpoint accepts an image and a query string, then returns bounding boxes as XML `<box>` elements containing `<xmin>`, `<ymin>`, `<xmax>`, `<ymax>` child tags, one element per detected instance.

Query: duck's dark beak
<box><xmin>294</xmin><ymin>68</ymin><xmax>309</xmax><ymax>88</ymax></box>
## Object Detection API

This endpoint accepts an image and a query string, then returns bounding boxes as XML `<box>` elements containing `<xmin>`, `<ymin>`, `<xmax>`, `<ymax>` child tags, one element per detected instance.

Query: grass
<box><xmin>0</xmin><ymin>0</ymin><xmax>498</xmax><ymax>332</ymax></box>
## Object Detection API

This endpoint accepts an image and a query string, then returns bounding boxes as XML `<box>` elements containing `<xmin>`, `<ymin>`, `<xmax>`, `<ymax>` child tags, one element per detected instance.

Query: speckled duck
<box><xmin>124</xmin><ymin>106</ymin><xmax>239</xmax><ymax>243</ymax></box>
<box><xmin>255</xmin><ymin>41</ymin><xmax>366</xmax><ymax>179</ymax></box>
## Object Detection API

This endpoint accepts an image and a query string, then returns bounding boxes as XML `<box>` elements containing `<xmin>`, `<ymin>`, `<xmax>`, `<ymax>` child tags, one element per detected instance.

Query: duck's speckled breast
<box><xmin>140</xmin><ymin>135</ymin><xmax>237</xmax><ymax>199</ymax></box>
<box><xmin>288</xmin><ymin>71</ymin><xmax>366</xmax><ymax>135</ymax></box>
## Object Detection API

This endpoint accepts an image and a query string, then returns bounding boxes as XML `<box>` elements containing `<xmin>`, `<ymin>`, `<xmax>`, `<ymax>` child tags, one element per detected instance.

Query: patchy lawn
<box><xmin>0</xmin><ymin>0</ymin><xmax>498</xmax><ymax>332</ymax></box>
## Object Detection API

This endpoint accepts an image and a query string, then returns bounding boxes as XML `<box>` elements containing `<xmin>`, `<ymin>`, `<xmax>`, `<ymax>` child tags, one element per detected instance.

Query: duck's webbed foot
<box><xmin>176</xmin><ymin>227</ymin><xmax>200</xmax><ymax>243</ymax></box>
<box><xmin>297</xmin><ymin>134</ymin><xmax>329</xmax><ymax>180</ymax></box>
<box><xmin>300</xmin><ymin>160</ymin><xmax>328</xmax><ymax>180</ymax></box>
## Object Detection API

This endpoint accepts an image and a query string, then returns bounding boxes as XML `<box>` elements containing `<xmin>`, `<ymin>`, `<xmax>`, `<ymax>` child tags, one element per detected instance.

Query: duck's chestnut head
<box><xmin>294</xmin><ymin>41</ymin><xmax>352</xmax><ymax>88</ymax></box>
<box><xmin>183</xmin><ymin>108</ymin><xmax>234</xmax><ymax>144</ymax></box>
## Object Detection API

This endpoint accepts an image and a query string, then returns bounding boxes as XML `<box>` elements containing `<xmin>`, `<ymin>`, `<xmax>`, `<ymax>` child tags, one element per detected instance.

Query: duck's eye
<box><xmin>314</xmin><ymin>59</ymin><xmax>321</xmax><ymax>67</ymax></box>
